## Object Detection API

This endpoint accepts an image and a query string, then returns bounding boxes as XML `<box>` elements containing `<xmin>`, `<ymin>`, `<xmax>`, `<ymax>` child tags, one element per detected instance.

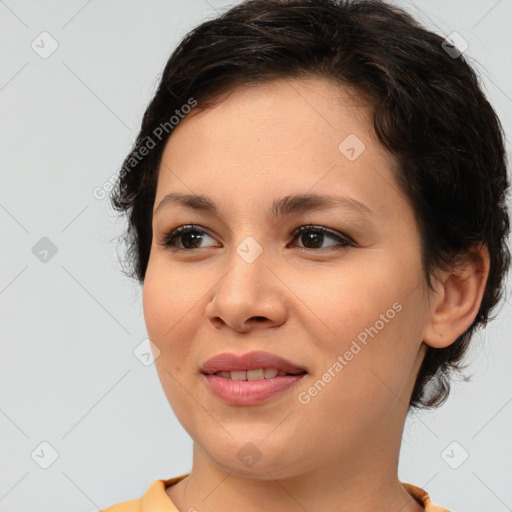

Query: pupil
<box><xmin>303</xmin><ymin>232</ymin><xmax>322</xmax><ymax>248</ymax></box>
<box><xmin>183</xmin><ymin>232</ymin><xmax>201</xmax><ymax>249</ymax></box>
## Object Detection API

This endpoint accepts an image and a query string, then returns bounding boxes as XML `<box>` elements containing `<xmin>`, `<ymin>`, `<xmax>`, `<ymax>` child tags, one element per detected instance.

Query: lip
<box><xmin>200</xmin><ymin>351</ymin><xmax>308</xmax><ymax>406</ymax></box>
<box><xmin>200</xmin><ymin>350</ymin><xmax>307</xmax><ymax>375</ymax></box>
<box><xmin>203</xmin><ymin>373</ymin><xmax>306</xmax><ymax>406</ymax></box>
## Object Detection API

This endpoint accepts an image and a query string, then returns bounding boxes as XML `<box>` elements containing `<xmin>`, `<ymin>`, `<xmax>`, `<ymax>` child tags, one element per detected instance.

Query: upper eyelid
<box><xmin>292</xmin><ymin>225</ymin><xmax>355</xmax><ymax>244</ymax></box>
<box><xmin>166</xmin><ymin>224</ymin><xmax>345</xmax><ymax>239</ymax></box>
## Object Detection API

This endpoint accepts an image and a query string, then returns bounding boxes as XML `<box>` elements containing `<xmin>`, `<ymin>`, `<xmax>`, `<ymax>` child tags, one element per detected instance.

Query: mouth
<box><xmin>200</xmin><ymin>350</ymin><xmax>308</xmax><ymax>377</ymax></box>
<box><xmin>200</xmin><ymin>351</ymin><xmax>308</xmax><ymax>405</ymax></box>
<box><xmin>211</xmin><ymin>368</ymin><xmax>308</xmax><ymax>380</ymax></box>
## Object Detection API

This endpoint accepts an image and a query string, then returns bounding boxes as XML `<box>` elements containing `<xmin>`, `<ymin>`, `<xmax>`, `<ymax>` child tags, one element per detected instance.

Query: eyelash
<box><xmin>158</xmin><ymin>224</ymin><xmax>356</xmax><ymax>252</ymax></box>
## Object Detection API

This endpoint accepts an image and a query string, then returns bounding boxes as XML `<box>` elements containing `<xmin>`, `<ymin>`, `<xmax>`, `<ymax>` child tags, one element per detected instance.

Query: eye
<box><xmin>288</xmin><ymin>225</ymin><xmax>355</xmax><ymax>251</ymax></box>
<box><xmin>158</xmin><ymin>223</ymin><xmax>355</xmax><ymax>252</ymax></box>
<box><xmin>158</xmin><ymin>224</ymin><xmax>219</xmax><ymax>251</ymax></box>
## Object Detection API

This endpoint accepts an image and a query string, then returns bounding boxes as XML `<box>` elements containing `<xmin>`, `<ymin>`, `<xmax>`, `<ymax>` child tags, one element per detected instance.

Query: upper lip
<box><xmin>201</xmin><ymin>351</ymin><xmax>307</xmax><ymax>375</ymax></box>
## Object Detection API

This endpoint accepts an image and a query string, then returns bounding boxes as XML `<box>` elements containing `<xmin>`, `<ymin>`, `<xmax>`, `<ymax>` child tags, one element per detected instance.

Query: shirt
<box><xmin>100</xmin><ymin>473</ymin><xmax>451</xmax><ymax>511</ymax></box>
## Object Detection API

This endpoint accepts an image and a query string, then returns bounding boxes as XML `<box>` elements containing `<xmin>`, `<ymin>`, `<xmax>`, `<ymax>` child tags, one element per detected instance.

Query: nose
<box><xmin>205</xmin><ymin>242</ymin><xmax>288</xmax><ymax>333</ymax></box>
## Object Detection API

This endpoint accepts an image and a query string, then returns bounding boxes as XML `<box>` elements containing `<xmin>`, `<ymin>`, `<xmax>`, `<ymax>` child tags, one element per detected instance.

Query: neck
<box><xmin>166</xmin><ymin>411</ymin><xmax>424</xmax><ymax>512</ymax></box>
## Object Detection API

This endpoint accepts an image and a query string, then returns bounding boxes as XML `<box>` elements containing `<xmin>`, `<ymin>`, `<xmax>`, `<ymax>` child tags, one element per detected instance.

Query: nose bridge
<box><xmin>206</xmin><ymin>234</ymin><xmax>287</xmax><ymax>330</ymax></box>
<box><xmin>222</xmin><ymin>234</ymin><xmax>269</xmax><ymax>302</ymax></box>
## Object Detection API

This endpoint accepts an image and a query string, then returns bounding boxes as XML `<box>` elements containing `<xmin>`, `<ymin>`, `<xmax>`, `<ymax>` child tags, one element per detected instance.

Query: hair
<box><xmin>110</xmin><ymin>0</ymin><xmax>510</xmax><ymax>411</ymax></box>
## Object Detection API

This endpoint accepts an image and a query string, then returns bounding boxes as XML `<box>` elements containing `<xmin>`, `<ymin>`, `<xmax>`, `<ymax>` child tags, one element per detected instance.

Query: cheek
<box><xmin>294</xmin><ymin>262</ymin><xmax>422</xmax><ymax>404</ymax></box>
<box><xmin>142</xmin><ymin>272</ymin><xmax>172</xmax><ymax>345</ymax></box>
<box><xmin>142</xmin><ymin>257</ymin><xmax>223</xmax><ymax>386</ymax></box>
<box><xmin>142</xmin><ymin>263</ymin><xmax>200</xmax><ymax>418</ymax></box>
<box><xmin>296</xmin><ymin>260</ymin><xmax>402</xmax><ymax>350</ymax></box>
<box><xmin>142</xmin><ymin>265</ymin><xmax>194</xmax><ymax>381</ymax></box>
<box><xmin>142</xmin><ymin>259</ymin><xmax>202</xmax><ymax>342</ymax></box>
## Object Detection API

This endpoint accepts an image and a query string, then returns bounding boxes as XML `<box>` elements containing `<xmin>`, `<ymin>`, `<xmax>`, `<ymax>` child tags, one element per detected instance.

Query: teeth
<box><xmin>214</xmin><ymin>368</ymin><xmax>292</xmax><ymax>380</ymax></box>
<box><xmin>264</xmin><ymin>368</ymin><xmax>279</xmax><ymax>379</ymax></box>
<box><xmin>247</xmin><ymin>369</ymin><xmax>264</xmax><ymax>381</ymax></box>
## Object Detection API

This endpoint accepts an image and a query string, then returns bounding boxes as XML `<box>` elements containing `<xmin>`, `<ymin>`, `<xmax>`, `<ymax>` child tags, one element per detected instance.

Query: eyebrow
<box><xmin>153</xmin><ymin>192</ymin><xmax>375</xmax><ymax>218</ymax></box>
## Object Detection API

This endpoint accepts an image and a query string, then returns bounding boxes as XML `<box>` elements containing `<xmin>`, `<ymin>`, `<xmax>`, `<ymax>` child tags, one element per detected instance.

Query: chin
<box><xmin>203</xmin><ymin>441</ymin><xmax>302</xmax><ymax>480</ymax></box>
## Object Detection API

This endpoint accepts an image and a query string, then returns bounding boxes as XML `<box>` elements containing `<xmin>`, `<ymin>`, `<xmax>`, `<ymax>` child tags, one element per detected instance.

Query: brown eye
<box><xmin>290</xmin><ymin>225</ymin><xmax>354</xmax><ymax>250</ymax></box>
<box><xmin>158</xmin><ymin>224</ymin><xmax>355</xmax><ymax>252</ymax></box>
<box><xmin>159</xmin><ymin>225</ymin><xmax>218</xmax><ymax>250</ymax></box>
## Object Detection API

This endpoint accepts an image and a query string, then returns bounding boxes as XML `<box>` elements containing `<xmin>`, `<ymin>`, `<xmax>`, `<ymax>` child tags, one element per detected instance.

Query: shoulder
<box><xmin>98</xmin><ymin>498</ymin><xmax>141</xmax><ymax>512</ymax></box>
<box><xmin>97</xmin><ymin>474</ymin><xmax>188</xmax><ymax>512</ymax></box>
<box><xmin>402</xmin><ymin>482</ymin><xmax>451</xmax><ymax>512</ymax></box>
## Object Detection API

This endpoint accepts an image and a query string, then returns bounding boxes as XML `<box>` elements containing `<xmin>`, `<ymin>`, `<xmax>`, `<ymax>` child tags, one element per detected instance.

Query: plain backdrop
<box><xmin>1</xmin><ymin>1</ymin><xmax>511</xmax><ymax>511</ymax></box>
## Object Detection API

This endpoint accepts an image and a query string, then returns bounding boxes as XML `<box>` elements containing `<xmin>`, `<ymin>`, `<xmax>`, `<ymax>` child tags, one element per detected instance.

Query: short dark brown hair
<box><xmin>110</xmin><ymin>0</ymin><xmax>511</xmax><ymax>411</ymax></box>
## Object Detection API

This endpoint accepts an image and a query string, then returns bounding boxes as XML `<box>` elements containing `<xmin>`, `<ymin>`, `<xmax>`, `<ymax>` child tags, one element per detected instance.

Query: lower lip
<box><xmin>203</xmin><ymin>373</ymin><xmax>306</xmax><ymax>405</ymax></box>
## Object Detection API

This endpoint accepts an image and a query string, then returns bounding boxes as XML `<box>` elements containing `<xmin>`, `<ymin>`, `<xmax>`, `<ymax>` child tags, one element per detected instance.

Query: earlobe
<box><xmin>422</xmin><ymin>244</ymin><xmax>490</xmax><ymax>349</ymax></box>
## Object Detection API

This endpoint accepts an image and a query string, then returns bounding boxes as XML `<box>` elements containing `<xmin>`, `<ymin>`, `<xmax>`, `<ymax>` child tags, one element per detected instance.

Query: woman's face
<box><xmin>143</xmin><ymin>76</ymin><xmax>432</xmax><ymax>478</ymax></box>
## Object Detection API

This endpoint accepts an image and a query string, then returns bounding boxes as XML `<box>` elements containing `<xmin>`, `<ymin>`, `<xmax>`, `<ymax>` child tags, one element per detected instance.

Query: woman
<box><xmin>104</xmin><ymin>0</ymin><xmax>510</xmax><ymax>510</ymax></box>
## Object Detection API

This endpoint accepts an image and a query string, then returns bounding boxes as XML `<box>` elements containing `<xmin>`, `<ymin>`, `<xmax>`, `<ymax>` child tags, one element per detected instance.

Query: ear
<box><xmin>422</xmin><ymin>243</ymin><xmax>490</xmax><ymax>349</ymax></box>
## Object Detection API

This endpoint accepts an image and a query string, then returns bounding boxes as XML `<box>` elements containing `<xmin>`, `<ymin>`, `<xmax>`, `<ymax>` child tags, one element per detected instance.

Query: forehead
<box><xmin>174</xmin><ymin>76</ymin><xmax>375</xmax><ymax>145</ymax></box>
<box><xmin>155</xmin><ymin>76</ymin><xmax>401</xmax><ymax>219</ymax></box>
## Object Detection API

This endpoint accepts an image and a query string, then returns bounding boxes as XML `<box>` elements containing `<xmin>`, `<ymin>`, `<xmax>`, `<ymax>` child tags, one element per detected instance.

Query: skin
<box><xmin>142</xmin><ymin>76</ymin><xmax>489</xmax><ymax>512</ymax></box>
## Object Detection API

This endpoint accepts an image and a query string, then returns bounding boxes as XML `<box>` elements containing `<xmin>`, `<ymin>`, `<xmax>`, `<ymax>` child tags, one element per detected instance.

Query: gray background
<box><xmin>1</xmin><ymin>1</ymin><xmax>511</xmax><ymax>511</ymax></box>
